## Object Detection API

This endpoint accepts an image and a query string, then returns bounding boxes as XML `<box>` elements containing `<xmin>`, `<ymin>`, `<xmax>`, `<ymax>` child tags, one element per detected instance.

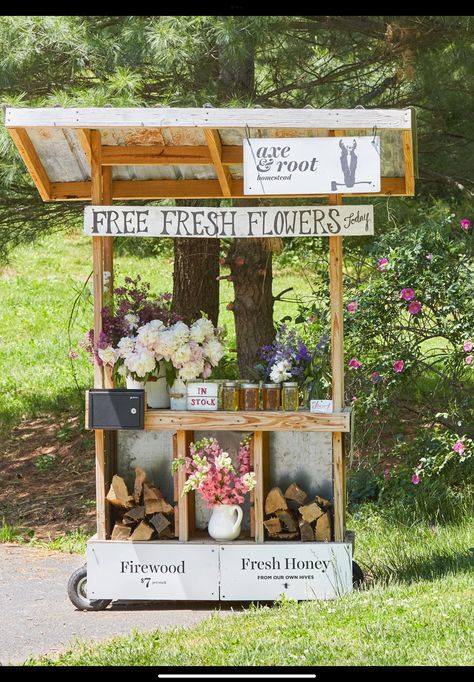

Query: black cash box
<box><xmin>88</xmin><ymin>389</ymin><xmax>145</xmax><ymax>430</ymax></box>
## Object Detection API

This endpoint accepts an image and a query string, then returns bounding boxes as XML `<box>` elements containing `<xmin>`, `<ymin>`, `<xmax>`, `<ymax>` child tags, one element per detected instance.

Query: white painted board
<box><xmin>187</xmin><ymin>382</ymin><xmax>218</xmax><ymax>411</ymax></box>
<box><xmin>83</xmin><ymin>204</ymin><xmax>374</xmax><ymax>238</ymax></box>
<box><xmin>86</xmin><ymin>542</ymin><xmax>219</xmax><ymax>600</ymax></box>
<box><xmin>244</xmin><ymin>136</ymin><xmax>380</xmax><ymax>195</ymax></box>
<box><xmin>219</xmin><ymin>543</ymin><xmax>352</xmax><ymax>600</ymax></box>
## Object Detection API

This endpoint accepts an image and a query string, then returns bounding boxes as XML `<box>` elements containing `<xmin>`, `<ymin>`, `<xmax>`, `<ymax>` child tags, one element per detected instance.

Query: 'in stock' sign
<box><xmin>243</xmin><ymin>136</ymin><xmax>381</xmax><ymax>195</ymax></box>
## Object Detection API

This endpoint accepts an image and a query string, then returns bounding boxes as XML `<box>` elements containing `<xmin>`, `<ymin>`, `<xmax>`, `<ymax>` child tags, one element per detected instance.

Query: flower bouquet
<box><xmin>172</xmin><ymin>436</ymin><xmax>256</xmax><ymax>540</ymax></box>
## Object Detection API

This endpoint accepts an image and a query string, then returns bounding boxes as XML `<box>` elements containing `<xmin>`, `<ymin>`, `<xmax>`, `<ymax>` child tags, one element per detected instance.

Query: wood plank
<box><xmin>92</xmin><ymin>236</ymin><xmax>104</xmax><ymax>389</ymax></box>
<box><xmin>8</xmin><ymin>128</ymin><xmax>51</xmax><ymax>200</ymax></box>
<box><xmin>5</xmin><ymin>107</ymin><xmax>412</xmax><ymax>130</ymax></box>
<box><xmin>176</xmin><ymin>430</ymin><xmax>195</xmax><ymax>542</ymax></box>
<box><xmin>76</xmin><ymin>129</ymin><xmax>92</xmax><ymax>170</ymax></box>
<box><xmin>144</xmin><ymin>409</ymin><xmax>351</xmax><ymax>432</ymax></box>
<box><xmin>253</xmin><ymin>431</ymin><xmax>269</xmax><ymax>543</ymax></box>
<box><xmin>332</xmin><ymin>431</ymin><xmax>345</xmax><ymax>541</ymax></box>
<box><xmin>95</xmin><ymin>430</ymin><xmax>107</xmax><ymax>540</ymax></box>
<box><xmin>248</xmin><ymin>436</ymin><xmax>255</xmax><ymax>538</ymax></box>
<box><xmin>102</xmin><ymin>165</ymin><xmax>114</xmax><ymax>390</ymax></box>
<box><xmin>102</xmin><ymin>145</ymin><xmax>212</xmax><ymax>165</ymax></box>
<box><xmin>49</xmin><ymin>176</ymin><xmax>408</xmax><ymax>201</ymax></box>
<box><xmin>402</xmin><ymin>129</ymin><xmax>415</xmax><ymax>196</ymax></box>
<box><xmin>204</xmin><ymin>129</ymin><xmax>232</xmax><ymax>197</ymax></box>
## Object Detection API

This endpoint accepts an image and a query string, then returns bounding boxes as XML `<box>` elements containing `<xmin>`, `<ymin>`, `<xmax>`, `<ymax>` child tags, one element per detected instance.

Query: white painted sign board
<box><xmin>244</xmin><ymin>136</ymin><xmax>381</xmax><ymax>195</ymax></box>
<box><xmin>83</xmin><ymin>205</ymin><xmax>374</xmax><ymax>238</ymax></box>
<box><xmin>86</xmin><ymin>542</ymin><xmax>219</xmax><ymax>600</ymax></box>
<box><xmin>187</xmin><ymin>382</ymin><xmax>218</xmax><ymax>411</ymax></box>
<box><xmin>220</xmin><ymin>543</ymin><xmax>352</xmax><ymax>600</ymax></box>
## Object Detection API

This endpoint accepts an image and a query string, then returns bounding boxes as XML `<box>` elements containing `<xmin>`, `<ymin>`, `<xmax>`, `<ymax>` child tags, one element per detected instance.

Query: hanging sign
<box><xmin>243</xmin><ymin>136</ymin><xmax>381</xmax><ymax>195</ymax></box>
<box><xmin>84</xmin><ymin>205</ymin><xmax>373</xmax><ymax>238</ymax></box>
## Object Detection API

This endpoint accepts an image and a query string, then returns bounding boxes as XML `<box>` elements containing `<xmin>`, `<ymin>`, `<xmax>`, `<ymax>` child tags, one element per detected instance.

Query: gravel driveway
<box><xmin>0</xmin><ymin>543</ymin><xmax>231</xmax><ymax>665</ymax></box>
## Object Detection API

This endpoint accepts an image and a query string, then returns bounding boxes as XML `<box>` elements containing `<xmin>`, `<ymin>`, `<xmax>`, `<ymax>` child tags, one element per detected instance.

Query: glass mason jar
<box><xmin>222</xmin><ymin>381</ymin><xmax>239</xmax><ymax>411</ymax></box>
<box><xmin>214</xmin><ymin>379</ymin><xmax>227</xmax><ymax>410</ymax></box>
<box><xmin>262</xmin><ymin>383</ymin><xmax>281</xmax><ymax>411</ymax></box>
<box><xmin>282</xmin><ymin>382</ymin><xmax>299</xmax><ymax>411</ymax></box>
<box><xmin>240</xmin><ymin>383</ymin><xmax>260</xmax><ymax>411</ymax></box>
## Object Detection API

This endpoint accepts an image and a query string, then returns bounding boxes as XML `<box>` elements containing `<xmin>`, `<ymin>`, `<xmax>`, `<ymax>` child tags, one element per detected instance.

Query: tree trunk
<box><xmin>227</xmin><ymin>233</ymin><xmax>275</xmax><ymax>376</ymax></box>
<box><xmin>171</xmin><ymin>200</ymin><xmax>220</xmax><ymax>326</ymax></box>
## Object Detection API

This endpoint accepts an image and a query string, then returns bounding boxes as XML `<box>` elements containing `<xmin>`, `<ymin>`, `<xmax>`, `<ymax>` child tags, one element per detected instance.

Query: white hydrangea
<box><xmin>170</xmin><ymin>321</ymin><xmax>191</xmax><ymax>348</ymax></box>
<box><xmin>124</xmin><ymin>348</ymin><xmax>156</xmax><ymax>378</ymax></box>
<box><xmin>203</xmin><ymin>338</ymin><xmax>225</xmax><ymax>367</ymax></box>
<box><xmin>153</xmin><ymin>328</ymin><xmax>176</xmax><ymax>362</ymax></box>
<box><xmin>97</xmin><ymin>345</ymin><xmax>117</xmax><ymax>366</ymax></box>
<box><xmin>269</xmin><ymin>359</ymin><xmax>292</xmax><ymax>383</ymax></box>
<box><xmin>124</xmin><ymin>313</ymin><xmax>140</xmax><ymax>330</ymax></box>
<box><xmin>137</xmin><ymin>320</ymin><xmax>166</xmax><ymax>354</ymax></box>
<box><xmin>190</xmin><ymin>321</ymin><xmax>206</xmax><ymax>344</ymax></box>
<box><xmin>179</xmin><ymin>358</ymin><xmax>205</xmax><ymax>381</ymax></box>
<box><xmin>192</xmin><ymin>317</ymin><xmax>215</xmax><ymax>341</ymax></box>
<box><xmin>116</xmin><ymin>336</ymin><xmax>136</xmax><ymax>358</ymax></box>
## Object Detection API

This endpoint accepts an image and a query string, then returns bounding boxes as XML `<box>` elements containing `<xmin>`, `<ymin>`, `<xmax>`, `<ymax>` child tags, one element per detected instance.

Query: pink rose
<box><xmin>351</xmin><ymin>396</ymin><xmax>357</xmax><ymax>402</ymax></box>
<box><xmin>460</xmin><ymin>218</ymin><xmax>471</xmax><ymax>230</ymax></box>
<box><xmin>408</xmin><ymin>300</ymin><xmax>422</xmax><ymax>315</ymax></box>
<box><xmin>400</xmin><ymin>288</ymin><xmax>415</xmax><ymax>301</ymax></box>
<box><xmin>393</xmin><ymin>360</ymin><xmax>405</xmax><ymax>373</ymax></box>
<box><xmin>464</xmin><ymin>340</ymin><xmax>473</xmax><ymax>352</ymax></box>
<box><xmin>452</xmin><ymin>440</ymin><xmax>465</xmax><ymax>454</ymax></box>
<box><xmin>347</xmin><ymin>301</ymin><xmax>358</xmax><ymax>313</ymax></box>
<box><xmin>348</xmin><ymin>358</ymin><xmax>362</xmax><ymax>369</ymax></box>
<box><xmin>370</xmin><ymin>372</ymin><xmax>380</xmax><ymax>383</ymax></box>
<box><xmin>377</xmin><ymin>257</ymin><xmax>389</xmax><ymax>271</ymax></box>
<box><xmin>411</xmin><ymin>473</ymin><xmax>420</xmax><ymax>485</ymax></box>
<box><xmin>466</xmin><ymin>355</ymin><xmax>473</xmax><ymax>365</ymax></box>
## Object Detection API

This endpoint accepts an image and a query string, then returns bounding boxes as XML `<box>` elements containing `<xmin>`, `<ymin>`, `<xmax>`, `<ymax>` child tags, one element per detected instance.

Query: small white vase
<box><xmin>207</xmin><ymin>504</ymin><xmax>243</xmax><ymax>541</ymax></box>
<box><xmin>126</xmin><ymin>363</ymin><xmax>170</xmax><ymax>409</ymax></box>
<box><xmin>126</xmin><ymin>376</ymin><xmax>145</xmax><ymax>390</ymax></box>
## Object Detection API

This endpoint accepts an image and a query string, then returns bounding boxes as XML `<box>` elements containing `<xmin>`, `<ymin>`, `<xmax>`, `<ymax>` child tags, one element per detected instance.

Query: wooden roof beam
<box><xmin>100</xmin><ymin>144</ymin><xmax>242</xmax><ymax>166</ymax></box>
<box><xmin>204</xmin><ymin>129</ymin><xmax>232</xmax><ymax>197</ymax></box>
<box><xmin>8</xmin><ymin>128</ymin><xmax>51</xmax><ymax>200</ymax></box>
<box><xmin>76</xmin><ymin>129</ymin><xmax>92</xmax><ymax>172</ymax></box>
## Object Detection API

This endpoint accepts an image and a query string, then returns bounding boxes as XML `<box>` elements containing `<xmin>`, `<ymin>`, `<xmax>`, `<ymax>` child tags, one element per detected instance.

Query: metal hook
<box><xmin>372</xmin><ymin>124</ymin><xmax>378</xmax><ymax>143</ymax></box>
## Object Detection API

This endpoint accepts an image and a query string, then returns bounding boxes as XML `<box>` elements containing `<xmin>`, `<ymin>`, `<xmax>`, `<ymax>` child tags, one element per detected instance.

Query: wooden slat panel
<box><xmin>144</xmin><ymin>410</ymin><xmax>351</xmax><ymax>433</ymax></box>
<box><xmin>5</xmin><ymin>107</ymin><xmax>412</xmax><ymax>129</ymax></box>
<box><xmin>50</xmin><ymin>176</ymin><xmax>407</xmax><ymax>201</ymax></box>
<box><xmin>8</xmin><ymin>128</ymin><xmax>51</xmax><ymax>200</ymax></box>
<box><xmin>253</xmin><ymin>432</ymin><xmax>269</xmax><ymax>543</ymax></box>
<box><xmin>402</xmin><ymin>130</ymin><xmax>415</xmax><ymax>196</ymax></box>
<box><xmin>102</xmin><ymin>144</ymin><xmax>213</xmax><ymax>165</ymax></box>
<box><xmin>204</xmin><ymin>129</ymin><xmax>232</xmax><ymax>197</ymax></box>
<box><xmin>176</xmin><ymin>430</ymin><xmax>195</xmax><ymax>542</ymax></box>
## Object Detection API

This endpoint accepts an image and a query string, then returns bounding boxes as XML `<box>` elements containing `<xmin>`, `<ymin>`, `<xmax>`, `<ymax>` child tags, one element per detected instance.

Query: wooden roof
<box><xmin>5</xmin><ymin>107</ymin><xmax>414</xmax><ymax>201</ymax></box>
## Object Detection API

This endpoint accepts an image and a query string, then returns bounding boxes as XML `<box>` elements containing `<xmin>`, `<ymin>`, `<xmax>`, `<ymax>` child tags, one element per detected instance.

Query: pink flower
<box><xmin>383</xmin><ymin>468</ymin><xmax>391</xmax><ymax>480</ymax></box>
<box><xmin>411</xmin><ymin>473</ymin><xmax>420</xmax><ymax>485</ymax></box>
<box><xmin>425</xmin><ymin>254</ymin><xmax>433</xmax><ymax>261</ymax></box>
<box><xmin>464</xmin><ymin>340</ymin><xmax>473</xmax><ymax>352</ymax></box>
<box><xmin>348</xmin><ymin>358</ymin><xmax>362</xmax><ymax>369</ymax></box>
<box><xmin>370</xmin><ymin>372</ymin><xmax>380</xmax><ymax>383</ymax></box>
<box><xmin>202</xmin><ymin>362</ymin><xmax>212</xmax><ymax>379</ymax></box>
<box><xmin>347</xmin><ymin>301</ymin><xmax>358</xmax><ymax>313</ymax></box>
<box><xmin>452</xmin><ymin>440</ymin><xmax>465</xmax><ymax>454</ymax></box>
<box><xmin>400</xmin><ymin>288</ymin><xmax>415</xmax><ymax>301</ymax></box>
<box><xmin>408</xmin><ymin>300</ymin><xmax>422</xmax><ymax>315</ymax></box>
<box><xmin>460</xmin><ymin>218</ymin><xmax>471</xmax><ymax>230</ymax></box>
<box><xmin>351</xmin><ymin>396</ymin><xmax>357</xmax><ymax>402</ymax></box>
<box><xmin>68</xmin><ymin>350</ymin><xmax>79</xmax><ymax>359</ymax></box>
<box><xmin>393</xmin><ymin>360</ymin><xmax>405</xmax><ymax>373</ymax></box>
<box><xmin>377</xmin><ymin>257</ymin><xmax>389</xmax><ymax>271</ymax></box>
<box><xmin>466</xmin><ymin>355</ymin><xmax>473</xmax><ymax>365</ymax></box>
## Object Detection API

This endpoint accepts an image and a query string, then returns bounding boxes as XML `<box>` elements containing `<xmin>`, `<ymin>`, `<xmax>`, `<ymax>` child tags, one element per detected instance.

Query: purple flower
<box><xmin>347</xmin><ymin>301</ymin><xmax>358</xmax><ymax>313</ymax></box>
<box><xmin>460</xmin><ymin>218</ymin><xmax>471</xmax><ymax>230</ymax></box>
<box><xmin>400</xmin><ymin>288</ymin><xmax>415</xmax><ymax>301</ymax></box>
<box><xmin>370</xmin><ymin>372</ymin><xmax>380</xmax><ymax>384</ymax></box>
<box><xmin>393</xmin><ymin>360</ymin><xmax>405</xmax><ymax>373</ymax></box>
<box><xmin>377</xmin><ymin>257</ymin><xmax>389</xmax><ymax>271</ymax></box>
<box><xmin>408</xmin><ymin>300</ymin><xmax>422</xmax><ymax>315</ymax></box>
<box><xmin>426</xmin><ymin>254</ymin><xmax>433</xmax><ymax>261</ymax></box>
<box><xmin>411</xmin><ymin>473</ymin><xmax>420</xmax><ymax>485</ymax></box>
<box><xmin>348</xmin><ymin>358</ymin><xmax>362</xmax><ymax>369</ymax></box>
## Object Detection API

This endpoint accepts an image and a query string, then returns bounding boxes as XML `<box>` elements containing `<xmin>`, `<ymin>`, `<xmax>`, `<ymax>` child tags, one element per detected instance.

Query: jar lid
<box><xmin>282</xmin><ymin>382</ymin><xmax>298</xmax><ymax>387</ymax></box>
<box><xmin>223</xmin><ymin>381</ymin><xmax>237</xmax><ymax>386</ymax></box>
<box><xmin>263</xmin><ymin>383</ymin><xmax>280</xmax><ymax>388</ymax></box>
<box><xmin>241</xmin><ymin>382</ymin><xmax>259</xmax><ymax>388</ymax></box>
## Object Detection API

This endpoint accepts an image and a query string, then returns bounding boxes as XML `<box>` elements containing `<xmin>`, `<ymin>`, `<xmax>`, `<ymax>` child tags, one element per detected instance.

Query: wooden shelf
<box><xmin>145</xmin><ymin>407</ymin><xmax>352</xmax><ymax>433</ymax></box>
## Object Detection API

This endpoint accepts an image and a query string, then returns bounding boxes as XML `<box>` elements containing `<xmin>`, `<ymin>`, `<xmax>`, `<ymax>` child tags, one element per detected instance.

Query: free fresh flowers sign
<box><xmin>243</xmin><ymin>136</ymin><xmax>381</xmax><ymax>195</ymax></box>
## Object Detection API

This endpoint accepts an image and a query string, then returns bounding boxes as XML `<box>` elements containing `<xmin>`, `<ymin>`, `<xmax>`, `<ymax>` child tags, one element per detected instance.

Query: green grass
<box><xmin>0</xmin><ymin>518</ymin><xmax>88</xmax><ymax>554</ymax></box>
<box><xmin>24</xmin><ymin>504</ymin><xmax>474</xmax><ymax>666</ymax></box>
<box><xmin>0</xmin><ymin>229</ymin><xmax>306</xmax><ymax>436</ymax></box>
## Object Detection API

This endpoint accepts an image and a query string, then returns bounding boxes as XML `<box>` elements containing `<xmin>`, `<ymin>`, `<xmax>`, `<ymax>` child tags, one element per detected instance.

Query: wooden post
<box><xmin>253</xmin><ymin>431</ymin><xmax>269</xmax><ymax>543</ymax></box>
<box><xmin>329</xmin><ymin>190</ymin><xmax>346</xmax><ymax>542</ymax></box>
<box><xmin>177</xmin><ymin>430</ymin><xmax>195</xmax><ymax>541</ymax></box>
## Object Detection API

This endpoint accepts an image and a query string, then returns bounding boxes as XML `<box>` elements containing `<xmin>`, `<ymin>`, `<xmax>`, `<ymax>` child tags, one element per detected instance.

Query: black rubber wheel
<box><xmin>67</xmin><ymin>564</ymin><xmax>111</xmax><ymax>611</ymax></box>
<box><xmin>352</xmin><ymin>560</ymin><xmax>365</xmax><ymax>588</ymax></box>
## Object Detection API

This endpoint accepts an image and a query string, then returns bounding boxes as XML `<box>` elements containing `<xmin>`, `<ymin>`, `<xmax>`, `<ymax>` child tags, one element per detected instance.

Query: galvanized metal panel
<box><xmin>87</xmin><ymin>541</ymin><xmax>219</xmax><ymax>600</ymax></box>
<box><xmin>219</xmin><ymin>543</ymin><xmax>352</xmax><ymax>600</ymax></box>
<box><xmin>27</xmin><ymin>127</ymin><xmax>87</xmax><ymax>182</ymax></box>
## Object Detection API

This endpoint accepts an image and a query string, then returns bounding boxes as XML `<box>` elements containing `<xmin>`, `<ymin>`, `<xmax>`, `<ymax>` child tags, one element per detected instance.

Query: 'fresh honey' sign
<box><xmin>187</xmin><ymin>382</ymin><xmax>218</xmax><ymax>411</ymax></box>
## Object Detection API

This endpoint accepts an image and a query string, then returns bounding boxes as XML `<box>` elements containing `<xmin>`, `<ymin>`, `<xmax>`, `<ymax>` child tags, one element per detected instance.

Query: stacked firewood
<box><xmin>106</xmin><ymin>467</ymin><xmax>176</xmax><ymax>541</ymax></box>
<box><xmin>263</xmin><ymin>483</ymin><xmax>332</xmax><ymax>542</ymax></box>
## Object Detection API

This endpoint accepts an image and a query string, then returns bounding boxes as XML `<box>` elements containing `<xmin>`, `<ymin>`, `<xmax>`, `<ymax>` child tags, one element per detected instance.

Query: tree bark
<box><xmin>171</xmin><ymin>200</ymin><xmax>220</xmax><ymax>326</ymax></box>
<box><xmin>227</xmin><ymin>232</ymin><xmax>275</xmax><ymax>376</ymax></box>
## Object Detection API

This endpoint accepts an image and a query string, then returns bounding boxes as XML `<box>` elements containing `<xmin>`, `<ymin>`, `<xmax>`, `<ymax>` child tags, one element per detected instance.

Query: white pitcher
<box><xmin>207</xmin><ymin>504</ymin><xmax>243</xmax><ymax>541</ymax></box>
